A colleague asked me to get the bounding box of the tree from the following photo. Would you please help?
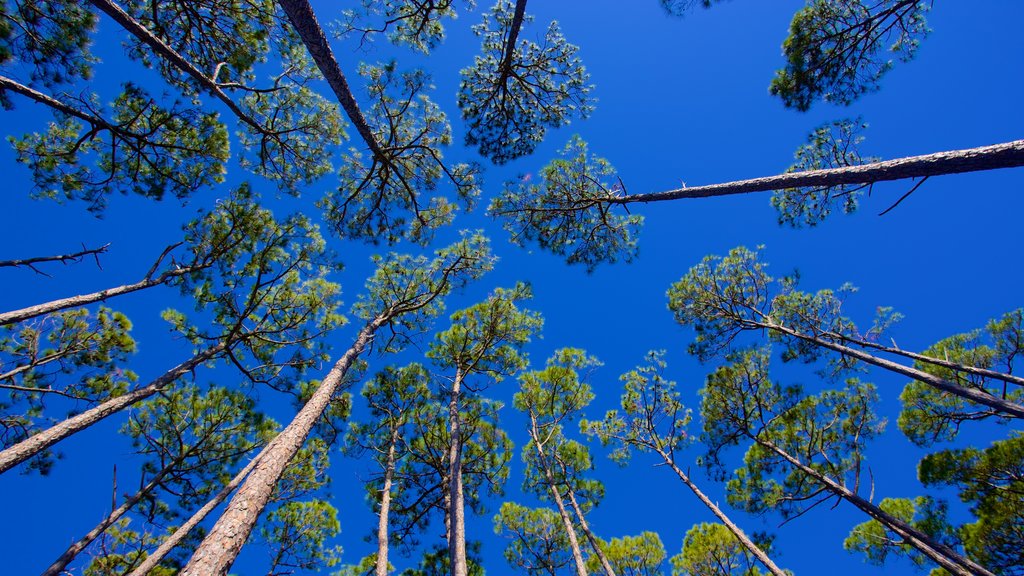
[458,0,593,164]
[180,233,494,575]
[494,138,1024,267]
[700,348,993,576]
[589,532,667,576]
[0,190,342,475]
[426,281,541,576]
[337,0,472,53]
[844,496,956,572]
[259,499,344,575]
[582,350,789,576]
[769,0,931,111]
[494,502,575,576]
[515,348,612,576]
[667,245,1024,418]
[41,384,273,576]
[671,523,781,576]
[345,363,433,576]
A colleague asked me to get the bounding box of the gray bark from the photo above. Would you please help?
[755,436,994,576]
[376,427,400,576]
[564,487,615,576]
[0,344,224,475]
[617,139,1024,202]
[654,446,789,576]
[180,317,385,575]
[446,368,468,576]
[126,454,263,576]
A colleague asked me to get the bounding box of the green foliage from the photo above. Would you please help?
[844,496,955,570]
[671,523,775,576]
[582,350,692,465]
[660,0,722,17]
[399,541,485,576]
[428,281,542,383]
[494,502,574,575]
[771,118,877,227]
[335,553,386,576]
[591,531,667,576]
[899,310,1024,446]
[9,83,229,211]
[338,0,474,53]
[352,231,495,352]
[82,518,177,576]
[919,434,1024,574]
[0,0,97,95]
[490,135,642,271]
[459,0,594,164]
[259,499,343,574]
[1,307,136,474]
[322,61,481,245]
[770,0,930,110]
[700,349,885,520]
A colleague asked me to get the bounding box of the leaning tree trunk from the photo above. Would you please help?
[653,446,789,576]
[0,343,225,475]
[762,321,1024,418]
[617,139,1024,203]
[41,455,183,576]
[528,415,588,576]
[754,435,994,576]
[180,317,386,575]
[375,427,401,576]
[563,486,616,576]
[446,368,468,576]
[125,453,263,576]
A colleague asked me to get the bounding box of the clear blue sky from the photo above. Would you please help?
[1,1,1022,574]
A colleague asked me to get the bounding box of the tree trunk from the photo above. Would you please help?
[0,343,225,475]
[41,456,181,576]
[447,368,468,576]
[617,139,1024,202]
[762,321,1024,418]
[277,0,383,158]
[125,453,263,576]
[754,435,994,576]
[528,415,588,576]
[496,0,529,81]
[564,487,615,576]
[821,329,1024,388]
[376,427,400,576]
[0,266,192,327]
[654,446,788,576]
[180,317,385,575]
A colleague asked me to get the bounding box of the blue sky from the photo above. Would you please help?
[1,1,1022,574]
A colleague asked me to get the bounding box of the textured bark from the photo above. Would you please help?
[0,265,193,327]
[41,456,181,576]
[125,454,263,576]
[495,0,529,83]
[446,368,468,576]
[375,428,400,576]
[763,321,1024,418]
[0,344,224,475]
[564,488,615,576]
[654,446,788,576]
[180,317,385,575]
[277,0,384,158]
[754,436,994,576]
[86,0,268,135]
[822,330,1024,388]
[528,415,588,576]
[616,139,1024,202]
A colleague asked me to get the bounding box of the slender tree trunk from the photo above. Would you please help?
[41,456,181,576]
[754,435,994,576]
[180,317,386,575]
[125,453,263,576]
[617,139,1024,203]
[763,321,1024,418]
[0,343,225,475]
[496,0,529,81]
[563,487,615,576]
[446,368,468,576]
[0,266,193,327]
[528,415,588,576]
[821,330,1024,388]
[277,0,383,157]
[375,427,400,576]
[653,446,788,576]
